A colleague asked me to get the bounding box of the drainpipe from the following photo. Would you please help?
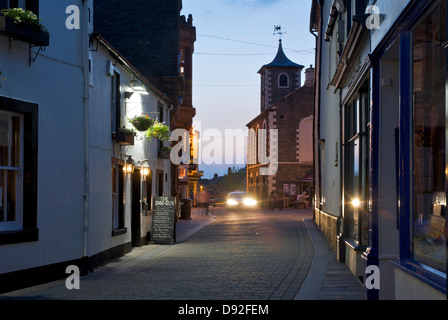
[309,0,320,215]
[338,86,343,238]
[82,0,91,268]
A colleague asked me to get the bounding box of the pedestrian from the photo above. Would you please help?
[296,191,310,209]
[196,189,210,215]
[279,192,287,209]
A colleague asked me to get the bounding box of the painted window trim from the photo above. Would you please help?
[0,110,24,232]
[0,96,38,245]
[390,259,447,294]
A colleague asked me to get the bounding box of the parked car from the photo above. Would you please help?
[226,191,257,210]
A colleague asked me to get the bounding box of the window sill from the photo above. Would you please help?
[112,228,127,237]
[0,16,49,47]
[344,238,367,252]
[390,259,446,294]
[0,228,39,245]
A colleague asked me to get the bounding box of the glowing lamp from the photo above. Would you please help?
[351,198,361,207]
[124,156,135,174]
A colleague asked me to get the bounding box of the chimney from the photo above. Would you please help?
[304,65,315,86]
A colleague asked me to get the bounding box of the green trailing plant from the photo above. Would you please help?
[128,114,155,131]
[118,127,136,136]
[1,8,47,31]
[146,121,171,141]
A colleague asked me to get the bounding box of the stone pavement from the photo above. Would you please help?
[0,207,365,300]
[296,217,365,300]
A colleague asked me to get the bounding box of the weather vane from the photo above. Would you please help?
[273,25,286,40]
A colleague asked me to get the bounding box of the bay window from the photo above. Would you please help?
[344,81,370,246]
[412,0,446,273]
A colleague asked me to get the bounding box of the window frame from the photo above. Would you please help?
[0,0,39,16]
[343,80,370,246]
[141,169,153,215]
[0,110,24,232]
[386,0,448,295]
[278,73,289,88]
[0,96,38,245]
[111,70,121,135]
[111,159,126,236]
[409,0,447,274]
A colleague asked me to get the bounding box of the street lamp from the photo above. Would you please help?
[130,79,145,91]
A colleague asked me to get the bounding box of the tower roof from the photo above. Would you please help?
[258,39,304,73]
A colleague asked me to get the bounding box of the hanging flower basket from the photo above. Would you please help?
[129,115,154,131]
[146,121,171,142]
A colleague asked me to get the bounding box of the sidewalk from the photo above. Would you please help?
[295,216,365,300]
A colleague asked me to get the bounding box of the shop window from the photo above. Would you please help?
[344,81,370,245]
[0,112,23,231]
[412,1,446,273]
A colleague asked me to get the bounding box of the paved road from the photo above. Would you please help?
[0,207,364,301]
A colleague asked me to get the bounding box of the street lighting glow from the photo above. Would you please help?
[352,198,361,207]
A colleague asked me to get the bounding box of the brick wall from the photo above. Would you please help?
[93,0,181,92]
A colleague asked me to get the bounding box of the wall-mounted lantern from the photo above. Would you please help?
[124,155,135,174]
[141,161,150,177]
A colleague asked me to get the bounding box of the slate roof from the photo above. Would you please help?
[258,39,304,73]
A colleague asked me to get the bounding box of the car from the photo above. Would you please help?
[226,191,258,210]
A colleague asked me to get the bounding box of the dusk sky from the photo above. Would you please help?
[181,0,315,179]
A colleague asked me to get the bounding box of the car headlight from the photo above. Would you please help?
[243,198,257,206]
[227,199,238,205]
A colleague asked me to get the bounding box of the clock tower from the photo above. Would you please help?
[258,39,304,113]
